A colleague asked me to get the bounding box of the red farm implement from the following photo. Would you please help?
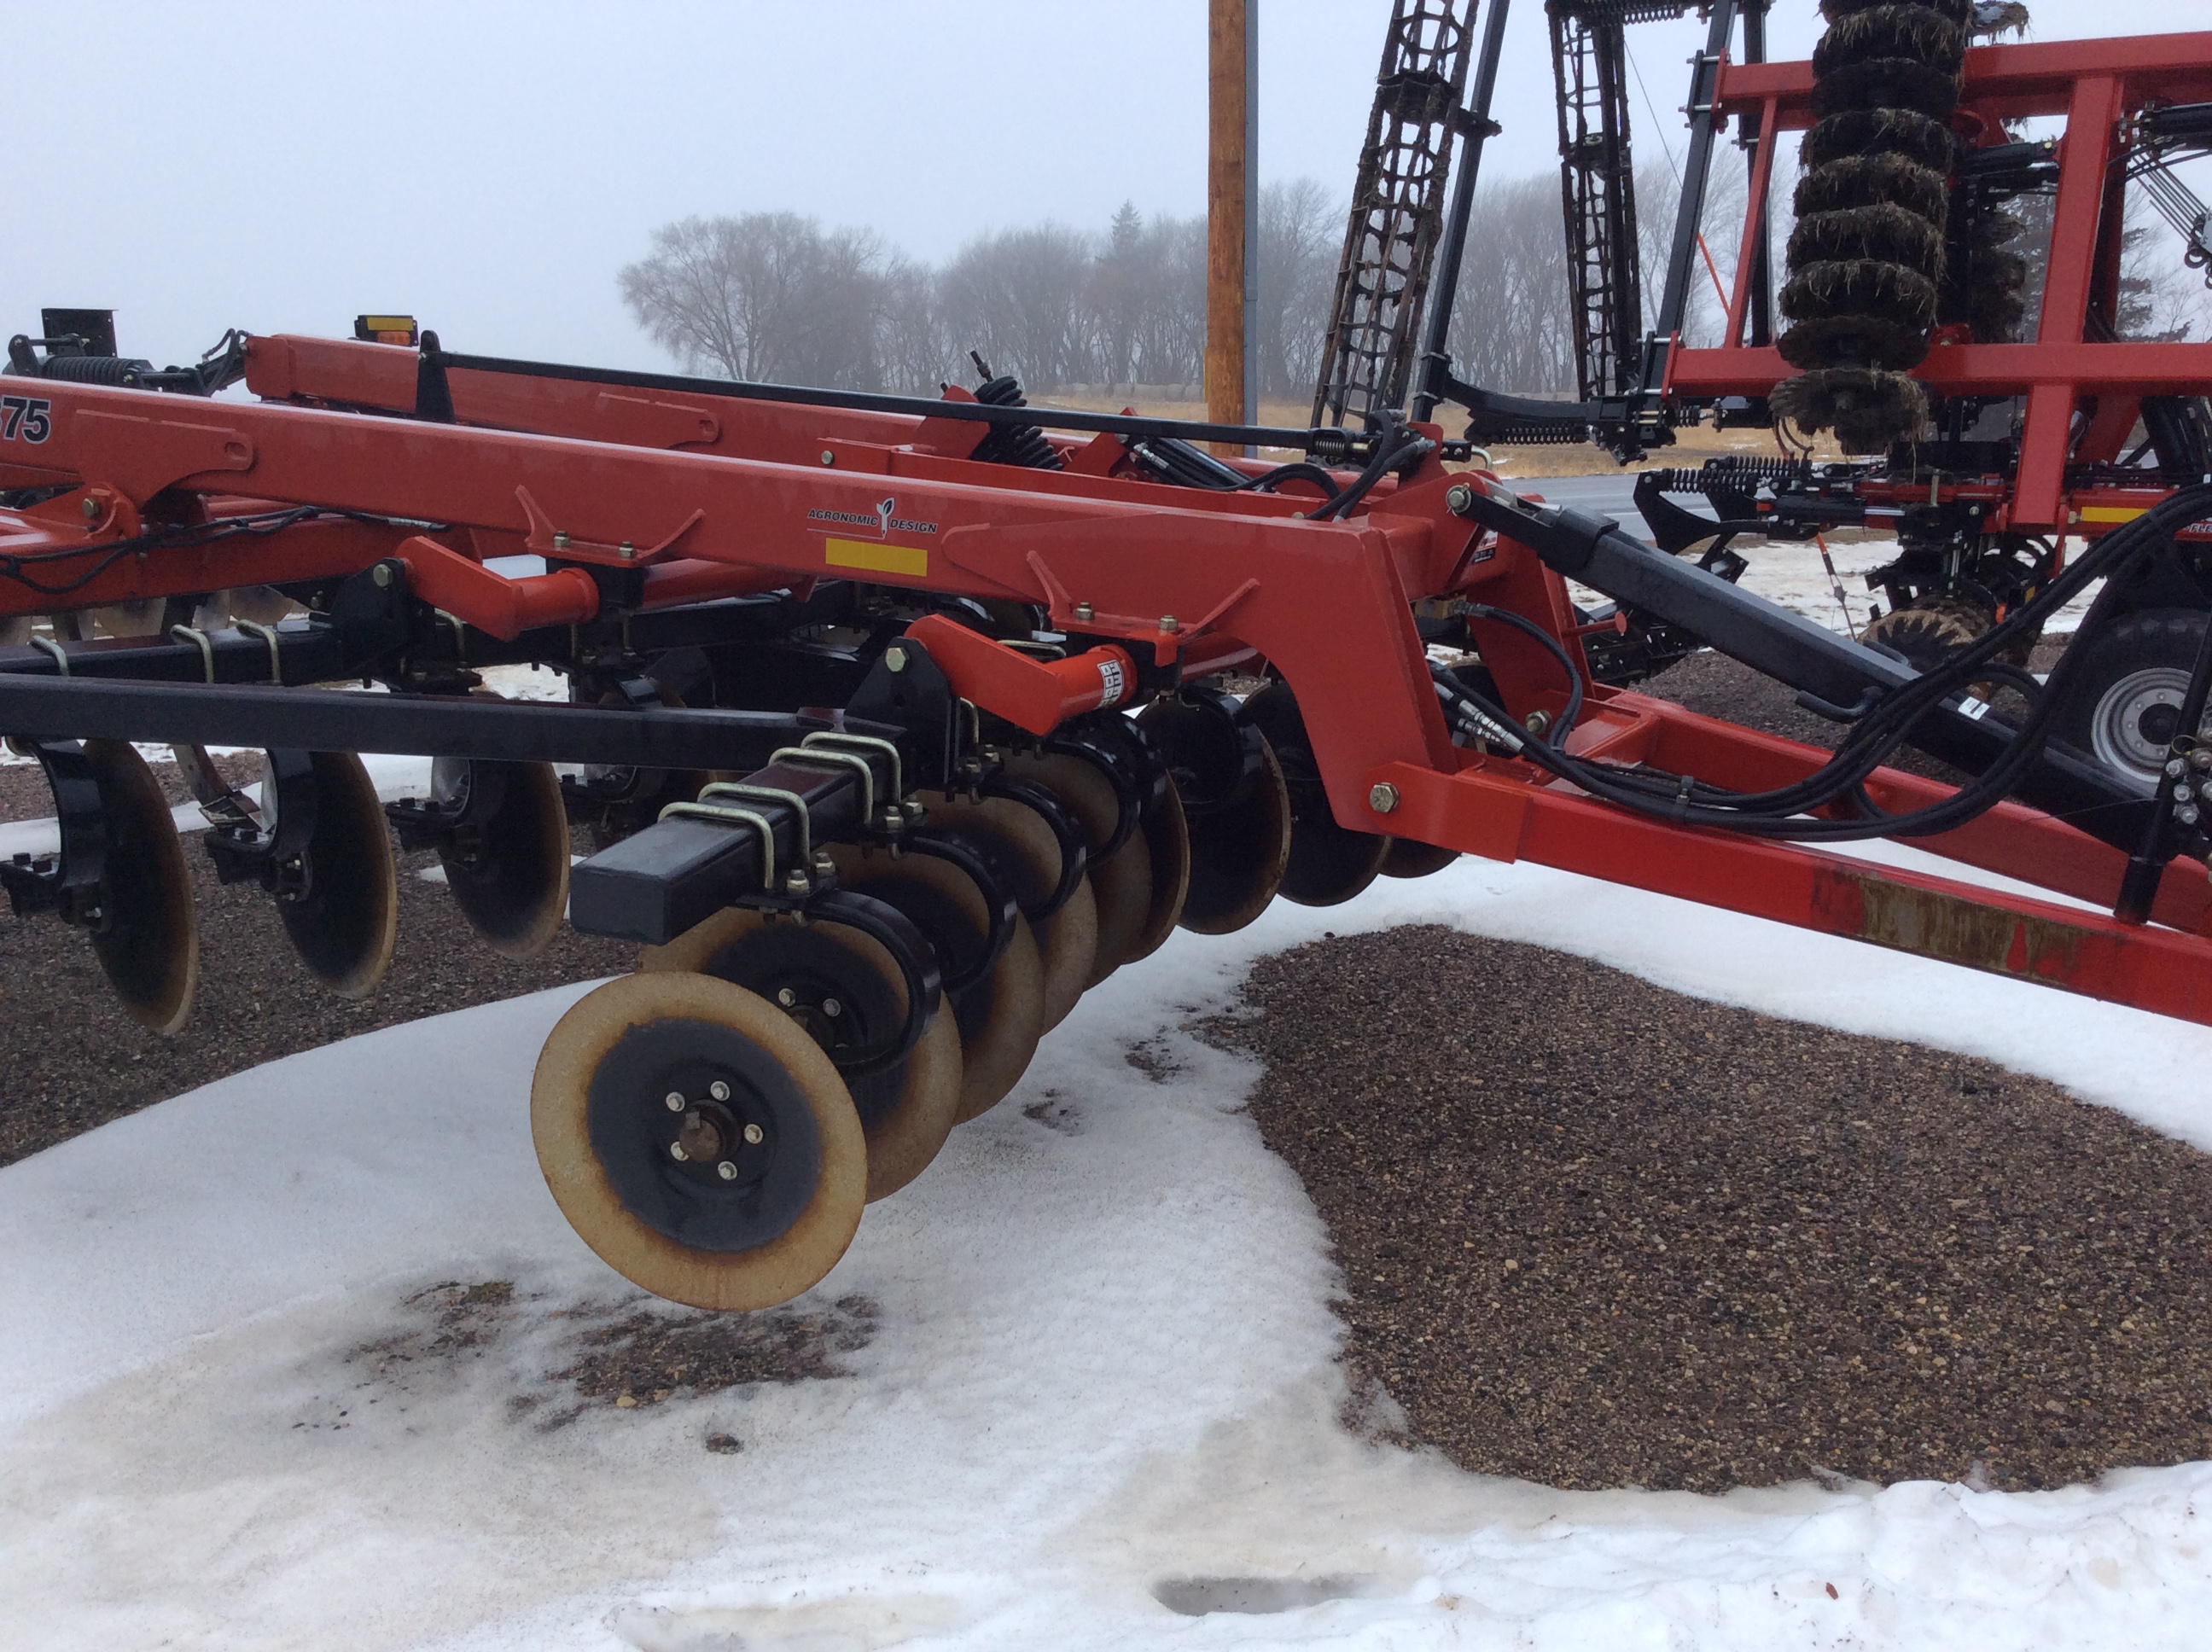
[4,4,2211,1312]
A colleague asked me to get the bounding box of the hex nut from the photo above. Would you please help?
[717,1160,738,1181]
[709,1080,731,1102]
[665,1091,686,1112]
[820,450,835,466]
[743,1122,765,1145]
[1368,782,1400,814]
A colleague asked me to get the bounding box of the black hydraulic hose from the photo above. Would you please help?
[1460,602,1583,742]
[1231,461,1344,503]
[1436,483,2212,842]
[1309,427,1432,522]
[0,506,410,598]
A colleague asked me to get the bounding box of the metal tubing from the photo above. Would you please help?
[1412,0,1512,423]
[0,675,900,774]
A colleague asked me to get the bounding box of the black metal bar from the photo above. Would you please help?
[0,675,902,773]
[0,625,346,684]
[1740,0,1774,347]
[434,348,1361,460]
[1456,487,2157,851]
[1412,0,1512,423]
[569,758,871,944]
[1637,0,1738,393]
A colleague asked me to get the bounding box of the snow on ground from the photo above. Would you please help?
[4,859,2211,1650]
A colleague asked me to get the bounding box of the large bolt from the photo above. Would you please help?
[551,531,571,550]
[819,450,835,466]
[823,998,842,1019]
[743,1122,765,1145]
[1074,602,1095,623]
[80,496,100,521]
[709,1080,731,1102]
[371,563,393,588]
[1445,482,1476,517]
[717,1160,738,1181]
[884,644,908,672]
[618,541,636,561]
[1368,782,1400,814]
[664,1091,686,1112]
[777,986,796,1007]
[1158,615,1179,634]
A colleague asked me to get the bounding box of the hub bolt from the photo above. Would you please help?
[670,1142,690,1161]
[709,1080,731,1102]
[665,1091,686,1112]
[1368,782,1400,814]
[823,998,841,1018]
[743,1122,765,1145]
[777,986,797,1007]
[717,1160,738,1180]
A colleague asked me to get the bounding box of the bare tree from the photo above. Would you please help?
[1258,178,1341,398]
[936,223,1099,388]
[619,212,911,388]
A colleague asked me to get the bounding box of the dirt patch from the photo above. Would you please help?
[552,1294,879,1411]
[0,835,631,1169]
[1217,927,2212,1494]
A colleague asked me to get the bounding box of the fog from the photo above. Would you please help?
[0,1,2181,374]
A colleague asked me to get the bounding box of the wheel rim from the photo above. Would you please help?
[2087,666,2211,779]
[532,972,864,1311]
[639,905,963,1201]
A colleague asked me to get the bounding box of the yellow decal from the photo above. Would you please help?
[2079,505,2146,524]
[824,537,928,578]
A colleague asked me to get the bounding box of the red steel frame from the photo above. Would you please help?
[3,332,2211,1026]
[1669,29,2212,533]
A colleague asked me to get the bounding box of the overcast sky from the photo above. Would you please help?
[2,1,2186,375]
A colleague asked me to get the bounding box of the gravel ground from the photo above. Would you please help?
[1219,927,2212,1495]
[9,654,2199,1501]
[0,765,631,1166]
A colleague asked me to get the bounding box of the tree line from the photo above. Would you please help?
[620,153,2205,406]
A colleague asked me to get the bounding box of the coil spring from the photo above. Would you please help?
[966,355,1064,471]
[30,353,149,387]
[1646,456,1814,494]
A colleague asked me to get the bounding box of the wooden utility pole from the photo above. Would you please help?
[1207,0,1256,454]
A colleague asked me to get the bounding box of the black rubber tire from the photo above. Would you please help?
[2054,608,2212,782]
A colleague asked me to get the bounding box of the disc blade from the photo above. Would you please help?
[531,971,866,1312]
[277,751,398,999]
[444,759,571,959]
[79,738,199,1035]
